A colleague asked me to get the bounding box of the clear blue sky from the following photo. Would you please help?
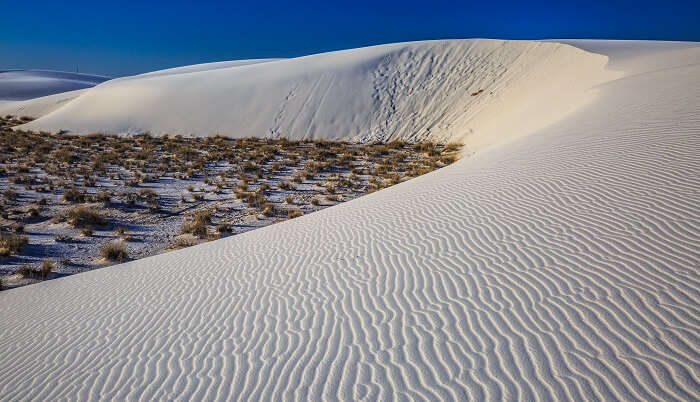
[2,0,698,77]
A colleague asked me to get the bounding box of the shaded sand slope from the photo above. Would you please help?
[0,70,109,101]
[0,41,699,401]
[17,40,613,152]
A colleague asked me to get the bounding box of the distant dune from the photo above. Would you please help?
[0,70,109,101]
[0,40,698,401]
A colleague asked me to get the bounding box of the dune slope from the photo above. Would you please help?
[0,40,699,401]
[17,40,614,152]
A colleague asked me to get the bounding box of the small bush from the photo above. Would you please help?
[0,234,28,257]
[287,209,302,219]
[63,188,86,203]
[3,188,18,200]
[55,234,74,242]
[169,236,198,249]
[216,223,232,233]
[39,260,53,278]
[100,241,129,261]
[180,209,211,238]
[310,197,320,206]
[262,203,276,217]
[65,205,107,228]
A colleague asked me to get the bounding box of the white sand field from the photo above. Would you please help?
[1,40,699,401]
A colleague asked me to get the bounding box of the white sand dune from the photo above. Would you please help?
[0,70,109,101]
[0,40,699,401]
[16,40,615,152]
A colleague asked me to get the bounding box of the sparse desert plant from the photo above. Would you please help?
[96,190,112,204]
[310,197,320,206]
[39,260,53,278]
[55,234,74,242]
[3,188,18,200]
[180,209,211,238]
[285,195,295,204]
[262,203,276,217]
[63,187,86,203]
[64,205,107,228]
[216,223,232,233]
[80,227,94,237]
[16,265,33,278]
[27,205,40,218]
[279,181,295,190]
[169,236,198,249]
[0,233,28,257]
[287,209,302,219]
[100,241,129,261]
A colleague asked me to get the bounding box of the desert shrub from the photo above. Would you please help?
[180,209,211,238]
[262,203,276,217]
[39,260,53,278]
[55,234,74,242]
[287,209,302,219]
[3,188,18,200]
[279,181,295,191]
[0,233,28,257]
[64,205,107,228]
[440,154,457,164]
[139,188,158,200]
[96,190,112,203]
[310,197,320,206]
[63,187,86,203]
[27,205,40,218]
[169,237,198,249]
[216,223,232,233]
[100,241,129,261]
[180,219,207,238]
[16,265,33,278]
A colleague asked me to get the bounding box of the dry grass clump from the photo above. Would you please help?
[216,223,232,233]
[4,188,18,200]
[100,241,129,261]
[64,205,107,228]
[286,209,302,219]
[169,236,199,249]
[16,260,53,279]
[63,187,86,203]
[180,209,212,238]
[0,233,28,257]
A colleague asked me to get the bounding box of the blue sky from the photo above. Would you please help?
[2,0,698,77]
